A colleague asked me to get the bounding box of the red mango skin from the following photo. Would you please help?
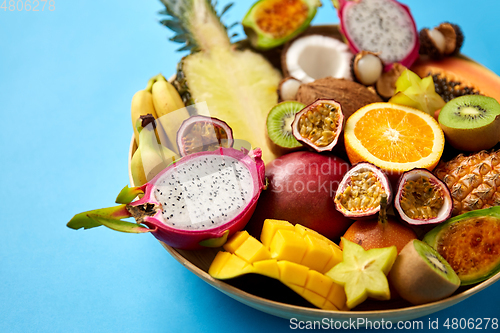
[246,151,353,243]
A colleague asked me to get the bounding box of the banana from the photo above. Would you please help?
[131,77,157,146]
[130,149,148,186]
[151,74,190,154]
[130,115,178,185]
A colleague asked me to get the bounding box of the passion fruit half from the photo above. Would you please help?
[176,115,234,157]
[334,162,392,219]
[394,168,453,225]
[291,99,344,152]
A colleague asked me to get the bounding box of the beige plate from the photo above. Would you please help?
[127,25,500,323]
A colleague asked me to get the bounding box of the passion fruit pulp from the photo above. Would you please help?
[291,99,344,152]
[176,116,234,156]
[334,162,392,219]
[394,168,453,225]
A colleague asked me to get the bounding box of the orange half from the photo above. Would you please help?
[344,103,445,178]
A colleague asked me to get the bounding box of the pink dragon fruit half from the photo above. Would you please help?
[67,147,266,250]
[336,0,420,70]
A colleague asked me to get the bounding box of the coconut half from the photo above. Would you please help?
[282,34,353,83]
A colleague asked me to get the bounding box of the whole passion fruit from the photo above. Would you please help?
[291,99,344,152]
[176,116,234,157]
[334,162,392,219]
[246,151,353,241]
[394,168,453,225]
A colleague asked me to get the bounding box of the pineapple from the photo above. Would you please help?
[159,0,282,163]
[434,150,500,216]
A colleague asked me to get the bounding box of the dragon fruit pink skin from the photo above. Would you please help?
[336,0,420,71]
[67,147,266,250]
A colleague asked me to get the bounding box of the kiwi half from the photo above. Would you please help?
[389,239,460,305]
[266,101,305,154]
[438,95,500,151]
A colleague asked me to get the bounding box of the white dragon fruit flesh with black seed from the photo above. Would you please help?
[337,0,419,70]
[67,147,266,250]
[155,154,255,230]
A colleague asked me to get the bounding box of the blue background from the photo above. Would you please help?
[1,0,500,332]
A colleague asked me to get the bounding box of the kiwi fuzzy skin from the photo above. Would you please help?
[389,240,460,305]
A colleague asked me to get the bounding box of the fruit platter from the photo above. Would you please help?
[68,0,500,324]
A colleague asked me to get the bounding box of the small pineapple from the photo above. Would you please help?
[434,150,500,216]
[159,0,282,163]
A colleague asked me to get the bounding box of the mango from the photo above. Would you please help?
[208,219,348,310]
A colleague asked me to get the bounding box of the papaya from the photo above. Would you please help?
[423,206,500,285]
[410,56,500,103]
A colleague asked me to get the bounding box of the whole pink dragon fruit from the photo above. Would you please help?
[67,147,266,250]
[336,0,420,70]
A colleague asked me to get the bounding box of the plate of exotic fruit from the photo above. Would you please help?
[67,0,500,324]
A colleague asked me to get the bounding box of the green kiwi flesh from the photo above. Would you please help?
[266,101,305,150]
[438,95,500,151]
[389,239,460,305]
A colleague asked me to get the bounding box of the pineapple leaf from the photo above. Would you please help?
[218,3,233,17]
[160,19,184,34]
[170,33,190,44]
[158,0,238,52]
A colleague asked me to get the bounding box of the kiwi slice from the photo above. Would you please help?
[389,239,460,305]
[438,95,500,151]
[266,101,305,153]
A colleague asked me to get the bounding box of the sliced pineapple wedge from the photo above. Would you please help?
[182,48,281,163]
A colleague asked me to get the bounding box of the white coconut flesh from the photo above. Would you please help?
[152,155,255,230]
[285,35,353,83]
[343,0,416,64]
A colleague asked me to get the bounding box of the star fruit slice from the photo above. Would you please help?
[389,68,446,116]
[326,238,397,309]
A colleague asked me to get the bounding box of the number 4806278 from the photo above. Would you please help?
[1,0,55,11]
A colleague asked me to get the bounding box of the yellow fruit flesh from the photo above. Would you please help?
[209,220,346,310]
[183,48,282,164]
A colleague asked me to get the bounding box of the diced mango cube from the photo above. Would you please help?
[302,289,327,309]
[323,244,344,272]
[327,282,347,310]
[208,251,232,277]
[301,235,334,273]
[322,300,339,311]
[305,270,334,299]
[211,253,254,280]
[234,235,272,263]
[269,229,307,263]
[260,219,295,247]
[277,261,309,286]
[253,259,280,279]
[223,230,250,253]
[285,283,305,296]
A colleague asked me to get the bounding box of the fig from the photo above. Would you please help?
[394,168,453,225]
[291,99,344,152]
[176,115,234,157]
[334,162,392,219]
[246,151,353,241]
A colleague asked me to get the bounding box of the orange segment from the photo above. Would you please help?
[345,103,444,177]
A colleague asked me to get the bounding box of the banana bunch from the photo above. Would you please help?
[130,115,177,186]
[151,74,190,152]
[130,74,189,186]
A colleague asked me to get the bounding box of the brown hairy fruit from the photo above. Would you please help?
[296,77,382,119]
